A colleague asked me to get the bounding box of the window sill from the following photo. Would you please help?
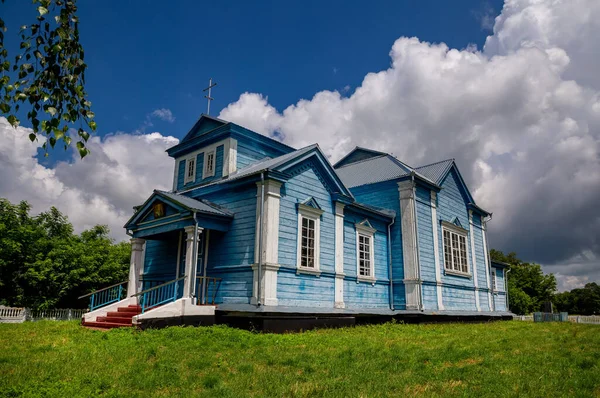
[296,267,321,277]
[444,269,472,279]
[356,276,377,284]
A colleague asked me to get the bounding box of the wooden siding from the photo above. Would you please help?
[194,185,257,304]
[277,160,336,307]
[415,186,438,310]
[176,145,225,191]
[350,181,404,309]
[342,208,390,309]
[237,140,287,169]
[143,237,179,281]
[436,168,477,310]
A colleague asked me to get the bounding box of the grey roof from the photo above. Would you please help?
[414,159,454,185]
[155,190,233,217]
[223,144,318,183]
[335,155,415,188]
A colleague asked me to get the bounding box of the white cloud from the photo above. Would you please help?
[151,108,176,123]
[220,0,600,289]
[0,117,177,241]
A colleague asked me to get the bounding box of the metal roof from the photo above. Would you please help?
[155,190,234,217]
[335,155,412,188]
[414,159,454,185]
[222,144,318,183]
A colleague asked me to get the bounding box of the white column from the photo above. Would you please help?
[252,179,281,306]
[430,192,444,310]
[183,225,203,299]
[127,238,146,297]
[482,220,493,311]
[398,180,421,310]
[334,202,345,309]
[222,138,238,177]
[469,210,481,311]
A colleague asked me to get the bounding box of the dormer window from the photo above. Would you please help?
[204,149,215,178]
[184,156,196,184]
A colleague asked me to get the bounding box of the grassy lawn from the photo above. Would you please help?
[1,321,599,397]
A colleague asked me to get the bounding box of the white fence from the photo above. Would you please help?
[0,307,27,323]
[513,314,600,324]
[0,307,86,323]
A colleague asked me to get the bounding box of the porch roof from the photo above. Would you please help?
[124,190,234,238]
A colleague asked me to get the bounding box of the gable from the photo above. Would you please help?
[440,167,473,208]
[334,147,387,169]
[180,115,227,143]
[439,165,474,205]
[277,148,353,198]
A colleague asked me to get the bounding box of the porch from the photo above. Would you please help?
[80,190,233,329]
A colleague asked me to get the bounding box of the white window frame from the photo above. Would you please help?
[296,204,323,276]
[184,156,196,184]
[491,267,497,292]
[203,149,216,179]
[441,221,471,277]
[356,221,376,282]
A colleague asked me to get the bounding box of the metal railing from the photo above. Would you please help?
[133,276,185,314]
[78,281,127,311]
[195,276,222,305]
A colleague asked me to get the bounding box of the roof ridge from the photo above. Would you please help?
[415,158,455,169]
[335,154,389,170]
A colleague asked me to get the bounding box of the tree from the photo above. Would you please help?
[0,0,95,157]
[490,249,557,315]
[555,283,600,315]
[0,198,129,310]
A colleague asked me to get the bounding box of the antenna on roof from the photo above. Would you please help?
[202,78,217,115]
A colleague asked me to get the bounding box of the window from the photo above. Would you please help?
[442,222,470,276]
[203,150,215,178]
[356,220,376,281]
[300,217,316,268]
[184,156,196,184]
[296,202,323,274]
[358,234,372,277]
[491,268,497,292]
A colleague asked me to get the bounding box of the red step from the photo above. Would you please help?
[83,320,131,329]
[83,305,143,329]
[97,316,134,325]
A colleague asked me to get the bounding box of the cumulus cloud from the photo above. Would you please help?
[0,117,177,241]
[219,0,600,289]
[151,108,176,123]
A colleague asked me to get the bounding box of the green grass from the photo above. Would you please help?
[1,321,599,397]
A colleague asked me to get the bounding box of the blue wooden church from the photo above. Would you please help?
[82,115,511,330]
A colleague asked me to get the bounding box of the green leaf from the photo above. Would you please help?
[7,115,19,127]
[47,106,57,116]
[88,120,97,131]
[29,133,36,142]
[0,103,10,113]
[49,137,56,148]
[38,6,49,16]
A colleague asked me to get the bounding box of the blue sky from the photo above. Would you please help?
[2,0,599,290]
[4,0,502,164]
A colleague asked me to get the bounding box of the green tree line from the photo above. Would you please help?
[491,249,600,315]
[0,198,129,310]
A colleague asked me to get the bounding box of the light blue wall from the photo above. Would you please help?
[192,184,257,304]
[436,168,477,311]
[350,181,404,309]
[415,186,438,310]
[343,208,390,309]
[277,159,336,307]
[237,140,287,169]
[143,236,179,281]
[472,213,491,310]
[176,145,225,191]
